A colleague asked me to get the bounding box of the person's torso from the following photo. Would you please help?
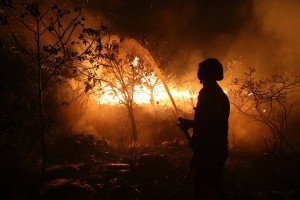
[193,83,230,149]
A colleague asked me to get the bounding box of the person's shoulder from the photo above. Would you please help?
[199,86,212,94]
[218,88,230,106]
[198,87,216,104]
[198,87,211,98]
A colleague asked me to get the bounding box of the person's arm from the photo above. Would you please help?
[177,117,194,131]
[188,89,212,150]
[177,117,193,141]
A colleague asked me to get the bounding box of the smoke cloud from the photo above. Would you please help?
[12,0,299,148]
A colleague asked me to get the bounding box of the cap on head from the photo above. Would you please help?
[198,58,223,81]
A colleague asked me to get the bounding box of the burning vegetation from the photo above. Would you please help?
[1,0,300,199]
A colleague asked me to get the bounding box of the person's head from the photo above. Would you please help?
[198,58,223,84]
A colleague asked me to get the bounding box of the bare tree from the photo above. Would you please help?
[98,53,141,144]
[83,38,165,144]
[137,59,162,106]
[0,0,104,183]
[229,68,300,153]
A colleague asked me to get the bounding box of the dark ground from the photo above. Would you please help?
[1,132,300,200]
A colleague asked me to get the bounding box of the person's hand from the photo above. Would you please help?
[188,139,197,151]
[177,117,190,132]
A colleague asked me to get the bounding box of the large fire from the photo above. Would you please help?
[97,84,197,105]
[96,56,198,106]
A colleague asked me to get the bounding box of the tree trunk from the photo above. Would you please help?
[38,87,45,183]
[127,105,138,144]
[36,17,46,188]
[150,94,157,145]
[150,90,155,106]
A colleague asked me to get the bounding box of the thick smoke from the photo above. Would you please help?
[54,0,300,149]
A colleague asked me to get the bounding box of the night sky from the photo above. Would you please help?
[64,0,300,74]
[58,0,251,66]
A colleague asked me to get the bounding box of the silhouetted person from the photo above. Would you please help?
[178,58,230,200]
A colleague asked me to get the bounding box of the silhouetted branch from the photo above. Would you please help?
[229,68,300,153]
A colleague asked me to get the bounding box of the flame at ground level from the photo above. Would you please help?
[97,84,198,106]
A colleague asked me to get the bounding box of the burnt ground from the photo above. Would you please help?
[1,133,300,200]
